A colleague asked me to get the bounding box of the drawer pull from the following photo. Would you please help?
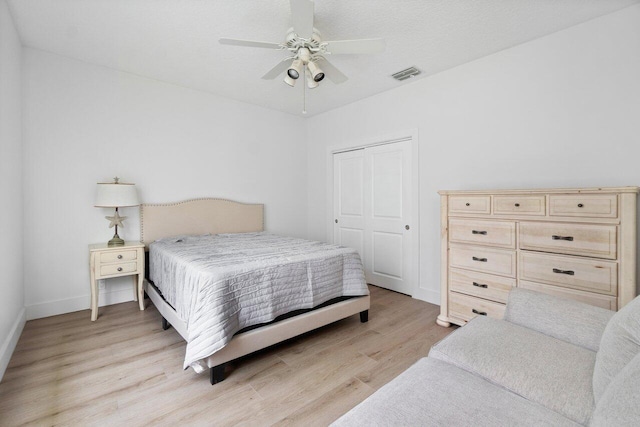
[465,203,470,206]
[472,282,488,288]
[552,268,574,276]
[117,254,123,259]
[472,257,488,262]
[515,203,520,207]
[472,309,487,316]
[471,230,487,235]
[551,235,574,241]
[578,203,584,208]
[117,267,123,272]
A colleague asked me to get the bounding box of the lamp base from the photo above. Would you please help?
[108,234,125,247]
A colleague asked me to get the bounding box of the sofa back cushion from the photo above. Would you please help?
[593,295,640,403]
[590,352,640,426]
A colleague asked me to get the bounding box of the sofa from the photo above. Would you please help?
[332,288,640,426]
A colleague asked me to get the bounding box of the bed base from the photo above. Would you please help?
[145,279,371,385]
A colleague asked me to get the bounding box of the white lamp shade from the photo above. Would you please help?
[95,183,139,207]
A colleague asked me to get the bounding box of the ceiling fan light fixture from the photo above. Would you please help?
[287,59,303,79]
[284,74,297,87]
[307,60,324,82]
[305,68,319,89]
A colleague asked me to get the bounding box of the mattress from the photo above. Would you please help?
[149,232,368,372]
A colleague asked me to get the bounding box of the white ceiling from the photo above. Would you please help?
[7,0,639,117]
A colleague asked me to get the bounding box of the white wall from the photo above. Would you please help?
[306,5,640,304]
[23,49,308,319]
[0,0,24,379]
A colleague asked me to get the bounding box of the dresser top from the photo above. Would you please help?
[438,186,639,196]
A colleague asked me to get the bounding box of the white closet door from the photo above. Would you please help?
[333,149,365,259]
[333,140,414,295]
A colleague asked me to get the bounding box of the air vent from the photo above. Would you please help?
[391,66,421,81]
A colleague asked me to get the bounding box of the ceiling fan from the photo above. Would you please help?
[219,0,385,106]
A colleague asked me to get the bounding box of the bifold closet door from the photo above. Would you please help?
[333,140,414,295]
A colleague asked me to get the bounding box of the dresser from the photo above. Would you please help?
[437,187,638,327]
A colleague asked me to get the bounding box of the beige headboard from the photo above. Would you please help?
[140,198,264,247]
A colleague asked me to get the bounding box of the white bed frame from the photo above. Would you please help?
[140,198,370,384]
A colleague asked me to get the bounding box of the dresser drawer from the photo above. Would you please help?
[449,245,516,277]
[449,219,516,249]
[519,252,617,295]
[100,249,138,264]
[520,222,617,260]
[549,194,617,218]
[100,262,138,277]
[519,280,617,310]
[449,268,515,304]
[449,196,491,214]
[449,291,506,322]
[493,195,545,215]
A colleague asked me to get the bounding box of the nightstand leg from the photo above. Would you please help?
[137,274,145,311]
[90,255,98,321]
[132,275,138,302]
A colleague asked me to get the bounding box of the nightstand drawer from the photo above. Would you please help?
[100,262,138,277]
[493,195,545,215]
[100,250,138,263]
[449,219,516,249]
[449,291,506,322]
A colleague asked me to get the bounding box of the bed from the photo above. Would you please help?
[140,198,370,385]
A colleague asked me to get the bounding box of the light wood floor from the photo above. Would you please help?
[0,286,453,426]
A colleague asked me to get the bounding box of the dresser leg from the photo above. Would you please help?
[436,315,451,327]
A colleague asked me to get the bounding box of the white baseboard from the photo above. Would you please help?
[412,287,440,306]
[26,288,137,321]
[0,307,26,382]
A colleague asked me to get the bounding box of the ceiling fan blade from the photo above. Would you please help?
[219,38,282,49]
[324,38,386,55]
[290,0,314,39]
[261,60,292,80]
[316,58,348,84]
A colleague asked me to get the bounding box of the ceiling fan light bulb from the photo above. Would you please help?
[307,61,325,82]
[288,59,303,80]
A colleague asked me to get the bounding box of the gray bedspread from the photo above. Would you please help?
[149,232,368,372]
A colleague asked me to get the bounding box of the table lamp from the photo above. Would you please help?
[94,177,140,246]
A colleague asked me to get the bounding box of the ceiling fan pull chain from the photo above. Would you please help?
[302,67,307,115]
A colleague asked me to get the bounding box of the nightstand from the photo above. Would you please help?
[89,241,145,321]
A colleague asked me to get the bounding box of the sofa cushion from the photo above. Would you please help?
[504,288,613,352]
[429,316,596,425]
[590,352,640,426]
[331,357,580,427]
[592,295,640,403]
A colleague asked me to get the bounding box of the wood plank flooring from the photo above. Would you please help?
[0,286,453,426]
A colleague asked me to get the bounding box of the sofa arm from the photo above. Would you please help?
[504,288,614,352]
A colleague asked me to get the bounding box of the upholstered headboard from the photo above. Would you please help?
[140,198,264,248]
